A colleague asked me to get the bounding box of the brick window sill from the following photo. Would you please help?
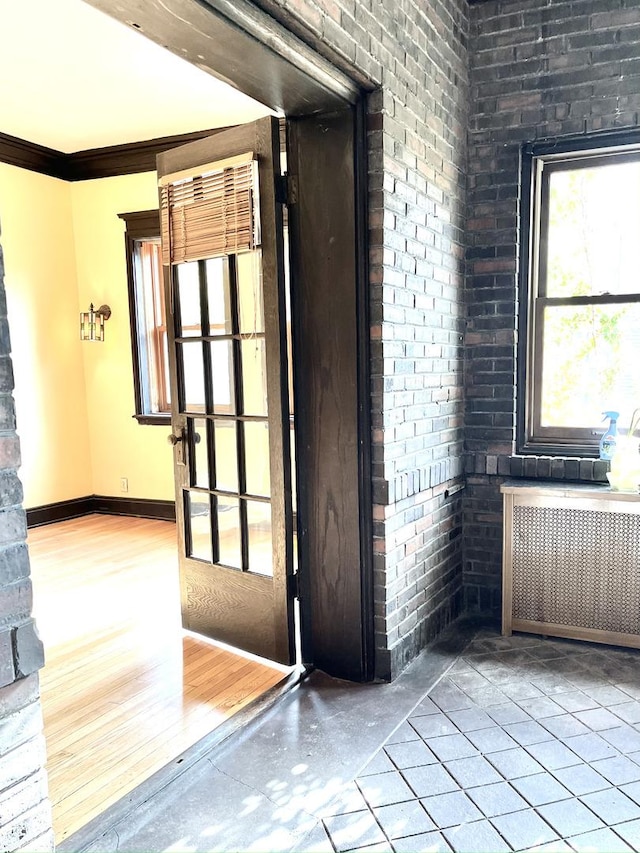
[467,452,610,484]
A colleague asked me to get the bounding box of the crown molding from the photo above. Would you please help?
[0,127,227,181]
[0,131,67,178]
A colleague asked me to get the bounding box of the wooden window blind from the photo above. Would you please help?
[159,153,260,265]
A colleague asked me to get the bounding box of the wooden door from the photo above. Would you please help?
[157,117,295,665]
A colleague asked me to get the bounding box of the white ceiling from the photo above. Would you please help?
[0,0,272,153]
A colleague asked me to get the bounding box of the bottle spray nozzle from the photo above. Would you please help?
[600,411,620,461]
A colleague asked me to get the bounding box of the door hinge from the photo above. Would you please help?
[276,173,298,206]
[287,572,300,600]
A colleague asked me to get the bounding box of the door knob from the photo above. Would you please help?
[167,433,183,446]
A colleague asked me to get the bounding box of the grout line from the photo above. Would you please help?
[342,633,640,852]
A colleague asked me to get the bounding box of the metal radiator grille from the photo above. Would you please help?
[512,505,640,634]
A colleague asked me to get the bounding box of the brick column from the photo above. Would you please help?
[0,231,53,851]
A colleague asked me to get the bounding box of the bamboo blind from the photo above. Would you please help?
[159,153,259,265]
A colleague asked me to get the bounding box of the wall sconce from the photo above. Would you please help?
[80,303,111,342]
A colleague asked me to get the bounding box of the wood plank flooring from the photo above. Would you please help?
[29,514,289,844]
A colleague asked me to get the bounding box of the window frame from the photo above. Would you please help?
[119,209,171,425]
[517,130,640,457]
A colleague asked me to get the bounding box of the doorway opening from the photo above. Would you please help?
[29,514,294,843]
[0,2,305,846]
[23,117,303,844]
[3,0,372,845]
[21,115,304,841]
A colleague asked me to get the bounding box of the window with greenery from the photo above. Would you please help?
[119,210,171,424]
[518,135,640,456]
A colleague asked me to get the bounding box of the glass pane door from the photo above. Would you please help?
[159,116,294,664]
[177,252,274,577]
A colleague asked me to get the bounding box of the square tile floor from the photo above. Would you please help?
[320,630,640,852]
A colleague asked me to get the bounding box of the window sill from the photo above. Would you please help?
[468,451,610,484]
[506,454,609,484]
[133,413,171,426]
[517,439,600,458]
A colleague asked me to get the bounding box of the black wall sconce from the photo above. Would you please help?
[80,304,112,342]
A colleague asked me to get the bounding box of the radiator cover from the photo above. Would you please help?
[502,482,640,648]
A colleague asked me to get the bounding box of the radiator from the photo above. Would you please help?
[501,482,640,648]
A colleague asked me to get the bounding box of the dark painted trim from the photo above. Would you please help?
[288,107,369,681]
[118,210,161,238]
[68,128,228,180]
[515,143,533,457]
[202,0,367,95]
[354,97,375,683]
[118,209,171,423]
[0,132,67,179]
[523,126,640,157]
[133,414,172,426]
[26,495,176,528]
[92,495,176,521]
[26,496,95,528]
[0,128,227,182]
[85,0,360,115]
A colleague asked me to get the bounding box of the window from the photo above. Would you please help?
[119,210,171,424]
[518,135,640,456]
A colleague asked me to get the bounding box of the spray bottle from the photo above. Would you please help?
[599,411,619,461]
[607,408,640,490]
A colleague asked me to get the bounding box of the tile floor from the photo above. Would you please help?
[319,630,640,852]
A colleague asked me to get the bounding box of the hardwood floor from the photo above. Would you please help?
[29,514,289,844]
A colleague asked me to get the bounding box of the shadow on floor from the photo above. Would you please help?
[74,616,638,852]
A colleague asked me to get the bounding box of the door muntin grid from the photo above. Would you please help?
[176,253,273,576]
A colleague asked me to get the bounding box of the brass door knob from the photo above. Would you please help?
[167,433,183,446]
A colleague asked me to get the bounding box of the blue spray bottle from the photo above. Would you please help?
[599,411,619,461]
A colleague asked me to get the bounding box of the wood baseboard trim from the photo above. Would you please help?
[26,496,176,528]
[92,495,176,522]
[26,497,95,528]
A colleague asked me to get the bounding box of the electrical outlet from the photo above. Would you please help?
[120,477,128,493]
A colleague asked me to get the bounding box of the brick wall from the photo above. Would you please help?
[465,0,640,612]
[0,236,52,851]
[254,0,470,678]
[4,5,638,847]
[0,5,470,845]
[15,0,639,846]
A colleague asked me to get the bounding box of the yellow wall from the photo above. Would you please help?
[71,174,174,502]
[0,163,93,507]
[0,165,174,508]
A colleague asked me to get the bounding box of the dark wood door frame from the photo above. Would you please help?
[86,0,374,682]
[287,104,374,681]
[86,0,359,114]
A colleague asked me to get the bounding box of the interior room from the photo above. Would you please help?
[0,0,293,843]
[3,0,640,849]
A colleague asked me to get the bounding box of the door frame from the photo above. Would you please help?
[86,0,375,682]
